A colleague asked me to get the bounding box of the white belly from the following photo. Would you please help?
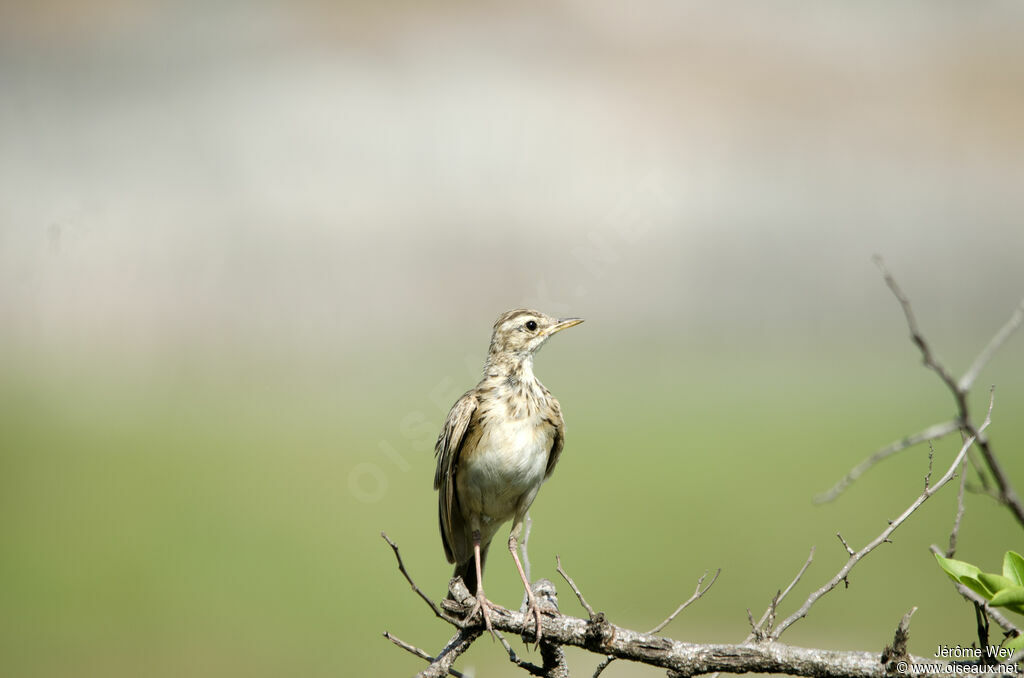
[458,414,551,528]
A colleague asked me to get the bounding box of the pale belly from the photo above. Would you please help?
[457,414,552,530]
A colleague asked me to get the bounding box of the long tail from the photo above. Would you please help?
[449,541,490,598]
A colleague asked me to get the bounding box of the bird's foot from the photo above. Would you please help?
[467,589,503,640]
[522,589,543,647]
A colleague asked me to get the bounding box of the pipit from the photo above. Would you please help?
[434,309,583,642]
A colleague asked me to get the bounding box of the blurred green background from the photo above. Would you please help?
[2,1,1024,676]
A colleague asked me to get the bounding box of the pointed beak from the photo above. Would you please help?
[547,317,584,335]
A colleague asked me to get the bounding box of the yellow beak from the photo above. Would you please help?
[547,317,584,335]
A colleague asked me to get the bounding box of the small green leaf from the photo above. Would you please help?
[959,575,996,600]
[979,573,1018,595]
[935,553,983,582]
[990,586,1024,608]
[1004,634,1024,651]
[1003,551,1024,586]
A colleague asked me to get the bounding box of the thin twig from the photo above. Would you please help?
[595,569,720,677]
[556,555,596,619]
[744,547,816,644]
[382,532,463,625]
[959,300,1024,392]
[649,568,721,634]
[496,629,546,676]
[814,420,959,503]
[924,444,935,490]
[967,447,994,494]
[874,256,960,391]
[771,391,995,640]
[947,454,968,558]
[383,631,465,677]
[836,533,855,557]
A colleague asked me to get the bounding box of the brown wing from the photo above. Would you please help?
[543,397,566,479]
[434,390,478,564]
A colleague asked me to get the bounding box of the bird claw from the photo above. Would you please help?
[522,591,544,647]
[467,590,503,640]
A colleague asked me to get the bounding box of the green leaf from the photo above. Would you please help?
[990,586,1024,608]
[979,573,1018,595]
[959,575,995,600]
[1004,634,1024,651]
[935,553,983,582]
[1003,551,1024,586]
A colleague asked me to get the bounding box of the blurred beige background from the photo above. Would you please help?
[2,1,1023,676]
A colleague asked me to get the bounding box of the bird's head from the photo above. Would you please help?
[486,309,583,364]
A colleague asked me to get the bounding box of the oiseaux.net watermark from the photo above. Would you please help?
[893,645,1019,674]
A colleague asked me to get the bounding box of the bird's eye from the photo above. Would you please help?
[525,320,538,331]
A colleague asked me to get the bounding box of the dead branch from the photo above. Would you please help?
[433,578,945,678]
[874,257,1024,528]
[815,419,959,503]
[384,631,465,678]
[556,555,596,620]
[946,454,968,558]
[594,568,720,677]
[745,548,816,644]
[770,392,994,640]
[382,532,464,626]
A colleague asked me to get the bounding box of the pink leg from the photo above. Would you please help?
[509,528,543,645]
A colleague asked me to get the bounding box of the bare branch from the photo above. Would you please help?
[381,532,463,626]
[383,631,464,678]
[924,444,934,490]
[596,568,720,677]
[414,629,483,678]
[881,607,917,672]
[556,555,596,619]
[744,547,817,646]
[495,629,546,676]
[874,256,960,392]
[649,568,721,635]
[814,419,959,504]
[946,454,968,558]
[959,299,1024,391]
[771,392,994,640]
[875,259,1024,528]
[435,578,948,678]
[836,533,855,557]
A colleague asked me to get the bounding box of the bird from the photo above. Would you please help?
[434,309,583,642]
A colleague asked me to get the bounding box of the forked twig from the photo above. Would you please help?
[744,547,816,643]
[556,555,596,619]
[649,568,721,635]
[594,568,720,677]
[382,532,462,626]
[874,257,1024,528]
